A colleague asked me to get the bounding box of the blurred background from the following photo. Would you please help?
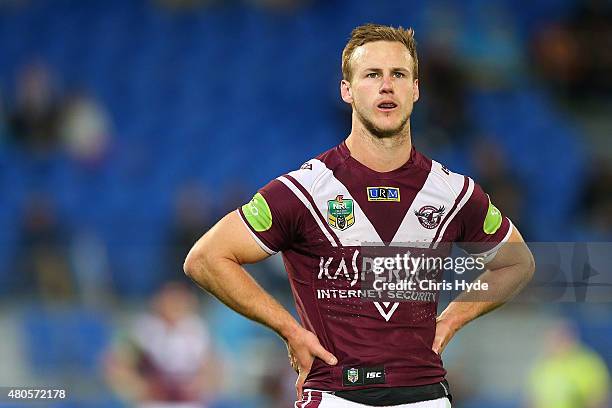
[0,0,611,407]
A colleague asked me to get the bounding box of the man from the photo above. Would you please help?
[104,282,220,408]
[184,24,535,407]
[527,321,610,408]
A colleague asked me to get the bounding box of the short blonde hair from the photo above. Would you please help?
[342,23,418,81]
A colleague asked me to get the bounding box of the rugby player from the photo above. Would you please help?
[184,24,535,407]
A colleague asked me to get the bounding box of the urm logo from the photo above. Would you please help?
[367,187,400,202]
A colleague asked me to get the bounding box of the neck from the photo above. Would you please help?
[345,117,412,172]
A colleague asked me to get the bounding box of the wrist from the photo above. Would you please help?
[438,310,465,333]
[278,320,302,342]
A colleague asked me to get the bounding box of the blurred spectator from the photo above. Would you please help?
[570,0,612,98]
[69,229,114,308]
[165,183,214,282]
[59,90,112,166]
[577,157,612,238]
[526,320,610,408]
[532,0,612,102]
[104,281,220,408]
[470,138,526,230]
[531,23,580,98]
[417,46,472,151]
[459,2,526,88]
[0,87,8,143]
[16,192,75,302]
[8,61,61,153]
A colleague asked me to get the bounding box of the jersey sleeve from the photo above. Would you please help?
[238,178,303,254]
[455,182,513,261]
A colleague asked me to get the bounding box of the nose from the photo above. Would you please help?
[379,75,393,94]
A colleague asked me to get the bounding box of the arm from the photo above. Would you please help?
[103,339,152,403]
[183,211,337,398]
[432,226,535,354]
[182,350,223,401]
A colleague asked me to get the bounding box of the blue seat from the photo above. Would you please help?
[22,307,110,375]
[468,89,585,240]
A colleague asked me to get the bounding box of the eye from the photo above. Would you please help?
[366,72,379,78]
[393,71,405,78]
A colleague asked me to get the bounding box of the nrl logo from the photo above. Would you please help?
[347,368,359,383]
[327,195,355,231]
[414,205,445,229]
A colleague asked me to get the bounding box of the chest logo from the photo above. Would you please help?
[327,195,355,231]
[367,186,400,202]
[414,205,445,229]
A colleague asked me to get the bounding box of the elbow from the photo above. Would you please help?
[183,239,213,284]
[523,249,536,283]
[183,249,198,280]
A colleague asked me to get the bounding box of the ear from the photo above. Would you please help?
[340,79,353,104]
[412,79,420,103]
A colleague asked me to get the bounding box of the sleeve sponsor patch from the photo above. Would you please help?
[242,193,273,232]
[483,195,502,235]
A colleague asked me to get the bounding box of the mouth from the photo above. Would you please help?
[377,101,398,112]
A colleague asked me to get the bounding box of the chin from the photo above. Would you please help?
[357,108,410,138]
[376,121,405,134]
[369,125,405,139]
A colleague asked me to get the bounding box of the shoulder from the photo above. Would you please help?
[281,144,348,194]
[131,314,163,345]
[417,149,473,200]
[247,145,344,224]
[250,145,344,212]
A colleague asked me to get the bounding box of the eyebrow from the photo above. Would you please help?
[363,67,410,73]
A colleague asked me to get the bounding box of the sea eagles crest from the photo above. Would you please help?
[414,205,445,229]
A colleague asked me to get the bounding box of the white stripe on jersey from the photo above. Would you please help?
[288,159,383,246]
[431,177,474,249]
[237,210,277,254]
[391,162,468,245]
[470,220,514,262]
[277,176,338,247]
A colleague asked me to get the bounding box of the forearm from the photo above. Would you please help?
[185,251,301,341]
[104,353,151,402]
[438,258,534,331]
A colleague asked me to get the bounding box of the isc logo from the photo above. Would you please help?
[344,366,385,386]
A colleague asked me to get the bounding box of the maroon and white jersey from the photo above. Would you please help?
[238,142,512,391]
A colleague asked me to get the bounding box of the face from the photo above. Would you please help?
[341,41,419,139]
[154,284,197,323]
